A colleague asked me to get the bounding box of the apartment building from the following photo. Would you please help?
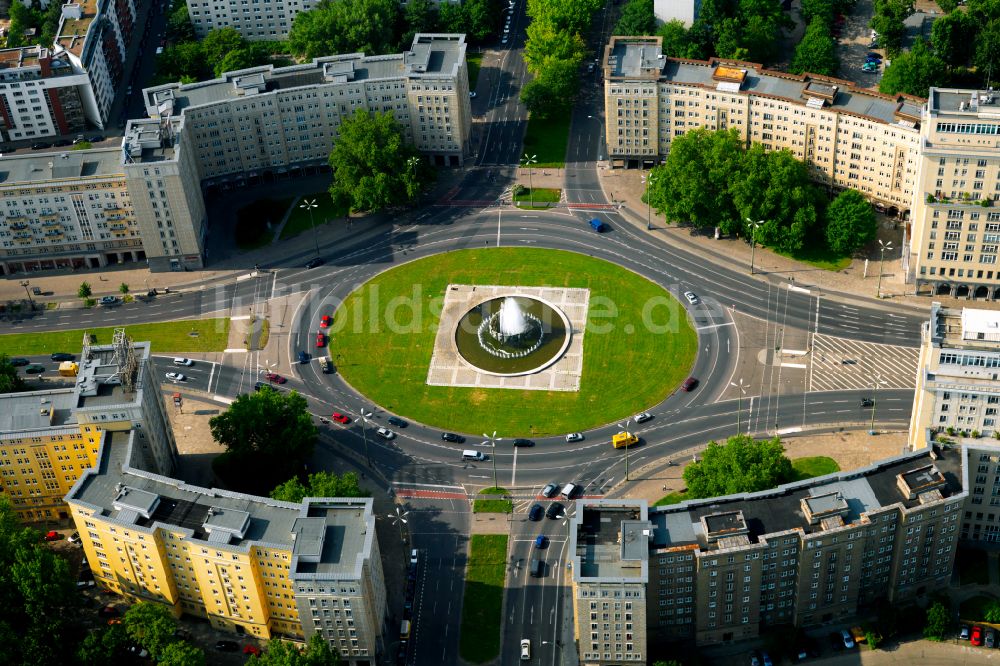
[0,148,146,274]
[908,89,1000,299]
[141,32,472,177]
[602,36,923,217]
[653,0,700,27]
[570,447,966,661]
[187,0,322,40]
[0,335,178,522]
[909,303,1000,450]
[0,46,95,142]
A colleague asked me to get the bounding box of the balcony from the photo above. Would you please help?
[9,223,29,231]
[925,192,994,208]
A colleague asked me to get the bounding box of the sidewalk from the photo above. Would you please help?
[594,167,998,313]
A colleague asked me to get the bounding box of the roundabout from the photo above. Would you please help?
[324,247,699,436]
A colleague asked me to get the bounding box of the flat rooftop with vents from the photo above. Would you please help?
[570,501,651,581]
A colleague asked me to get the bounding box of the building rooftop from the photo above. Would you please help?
[0,148,123,185]
[122,118,181,164]
[927,302,1000,351]
[571,502,650,580]
[73,340,150,410]
[290,500,376,580]
[604,35,922,128]
[649,446,962,553]
[0,388,78,433]
[55,0,98,58]
[143,33,466,116]
[930,88,1000,114]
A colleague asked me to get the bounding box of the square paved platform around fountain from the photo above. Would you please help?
[426,284,590,392]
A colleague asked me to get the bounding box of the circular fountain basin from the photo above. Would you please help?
[454,295,571,376]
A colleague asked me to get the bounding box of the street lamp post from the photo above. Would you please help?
[359,409,373,467]
[642,171,657,230]
[869,372,887,435]
[388,506,409,542]
[746,218,764,275]
[522,153,537,207]
[876,239,894,299]
[618,419,633,482]
[299,198,321,259]
[730,378,749,434]
[483,431,502,490]
[19,280,33,307]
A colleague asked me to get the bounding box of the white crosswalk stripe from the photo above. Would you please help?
[808,334,919,392]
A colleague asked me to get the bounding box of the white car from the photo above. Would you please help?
[172,357,193,366]
[683,291,699,305]
[376,427,395,440]
[410,548,419,566]
[634,411,652,423]
[165,372,185,382]
[520,639,531,660]
[565,432,583,443]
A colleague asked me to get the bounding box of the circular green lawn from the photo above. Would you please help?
[328,248,698,436]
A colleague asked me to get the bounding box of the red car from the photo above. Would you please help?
[972,626,984,646]
[244,645,261,656]
[44,530,61,541]
[316,332,325,348]
[681,377,698,392]
[320,315,331,328]
[332,413,350,424]
[264,372,286,384]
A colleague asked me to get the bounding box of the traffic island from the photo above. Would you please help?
[473,487,512,514]
[458,534,508,664]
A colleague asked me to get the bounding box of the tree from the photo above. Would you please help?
[878,38,947,97]
[249,633,342,665]
[166,1,196,42]
[436,1,466,32]
[824,189,877,256]
[119,282,130,296]
[930,10,975,67]
[975,19,1000,79]
[871,0,913,54]
[327,109,433,214]
[271,471,370,502]
[201,27,246,67]
[77,281,92,299]
[77,624,129,664]
[866,630,881,649]
[657,20,692,57]
[923,601,950,640]
[521,58,580,118]
[646,128,745,233]
[0,355,27,394]
[682,434,794,499]
[209,387,317,484]
[287,0,401,59]
[790,17,838,75]
[463,0,501,42]
[523,20,587,75]
[158,640,207,666]
[714,17,748,60]
[615,0,657,36]
[801,0,835,24]
[937,0,959,11]
[400,0,437,47]
[124,601,179,659]
[984,599,1000,623]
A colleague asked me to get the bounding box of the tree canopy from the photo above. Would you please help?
[878,38,947,97]
[682,434,794,498]
[825,189,878,256]
[790,17,839,76]
[923,601,950,640]
[155,28,276,83]
[271,471,370,502]
[871,0,913,54]
[0,355,27,395]
[248,634,342,665]
[124,602,181,660]
[158,640,208,666]
[288,0,401,58]
[209,386,317,489]
[615,0,657,36]
[327,110,433,213]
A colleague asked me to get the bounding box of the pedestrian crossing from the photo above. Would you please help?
[808,333,920,392]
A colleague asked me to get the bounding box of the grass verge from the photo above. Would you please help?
[279,192,348,240]
[790,456,840,481]
[256,319,270,350]
[459,535,508,663]
[513,188,561,204]
[473,486,512,513]
[774,242,852,271]
[331,248,698,435]
[957,547,990,586]
[0,319,231,356]
[467,52,482,90]
[523,114,570,168]
[654,490,688,506]
[235,198,291,250]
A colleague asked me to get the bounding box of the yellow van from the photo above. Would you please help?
[612,432,638,449]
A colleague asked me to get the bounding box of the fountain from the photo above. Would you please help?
[454,295,571,376]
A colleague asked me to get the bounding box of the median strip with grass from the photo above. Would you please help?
[459,534,508,664]
[279,192,348,240]
[523,115,570,168]
[0,319,231,356]
[473,486,512,514]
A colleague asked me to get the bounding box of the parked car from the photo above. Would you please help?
[90,135,105,143]
[441,432,465,443]
[841,629,855,649]
[69,532,81,544]
[376,427,395,440]
[565,432,583,442]
[24,364,45,374]
[961,625,971,640]
[528,504,544,521]
[388,416,408,428]
[44,530,62,541]
[264,372,286,384]
[541,483,559,498]
[332,413,350,424]
[866,52,882,60]
[683,291,699,305]
[173,357,193,366]
[244,645,261,656]
[634,411,652,423]
[50,352,74,361]
[410,549,419,565]
[54,139,72,147]
[8,357,29,366]
[99,605,119,617]
[215,640,239,652]
[972,626,984,646]
[750,652,762,666]
[546,502,565,519]
[987,628,996,648]
[512,438,535,447]
[862,62,879,73]
[165,372,184,382]
[682,377,698,391]
[761,651,773,666]
[31,142,50,150]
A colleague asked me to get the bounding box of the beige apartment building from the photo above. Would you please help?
[571,447,967,662]
[602,36,923,217]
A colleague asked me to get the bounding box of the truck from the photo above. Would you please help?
[612,431,637,449]
[58,361,79,377]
